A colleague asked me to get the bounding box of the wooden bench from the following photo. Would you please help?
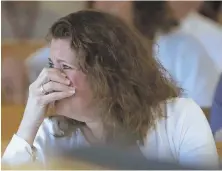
[201,107,210,120]
[1,105,24,153]
[216,142,222,157]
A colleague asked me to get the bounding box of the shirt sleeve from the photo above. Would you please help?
[173,35,220,108]
[175,99,219,169]
[1,119,49,167]
[2,134,38,166]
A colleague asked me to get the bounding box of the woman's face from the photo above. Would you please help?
[49,39,96,122]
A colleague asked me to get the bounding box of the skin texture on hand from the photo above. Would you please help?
[17,68,75,145]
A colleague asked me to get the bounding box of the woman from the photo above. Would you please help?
[2,10,219,169]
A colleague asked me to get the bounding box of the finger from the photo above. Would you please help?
[42,91,75,104]
[41,81,75,94]
[36,68,70,86]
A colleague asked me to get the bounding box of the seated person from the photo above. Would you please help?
[169,1,222,72]
[2,10,219,169]
[210,74,222,141]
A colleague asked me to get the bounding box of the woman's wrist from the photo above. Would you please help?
[16,116,44,145]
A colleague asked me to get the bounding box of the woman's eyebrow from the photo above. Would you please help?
[57,59,67,63]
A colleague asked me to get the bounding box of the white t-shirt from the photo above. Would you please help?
[2,98,219,169]
[155,30,220,108]
[180,11,222,72]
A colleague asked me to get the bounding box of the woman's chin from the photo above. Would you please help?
[54,100,71,117]
[54,100,83,122]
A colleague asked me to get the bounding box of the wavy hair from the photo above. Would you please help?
[47,10,181,142]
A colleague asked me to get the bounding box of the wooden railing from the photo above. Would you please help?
[2,40,46,60]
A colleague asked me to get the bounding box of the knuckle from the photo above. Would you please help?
[42,68,52,77]
[48,81,53,87]
[29,83,35,92]
[42,68,48,74]
[48,82,54,90]
[36,96,45,106]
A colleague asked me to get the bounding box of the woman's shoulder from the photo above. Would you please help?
[161,98,211,137]
[165,97,206,120]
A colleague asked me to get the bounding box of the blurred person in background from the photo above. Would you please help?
[2,11,218,169]
[168,1,222,72]
[199,1,222,142]
[2,1,40,39]
[210,74,222,142]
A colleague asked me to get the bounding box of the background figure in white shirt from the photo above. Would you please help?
[106,1,219,108]
[168,1,222,72]
[2,10,219,169]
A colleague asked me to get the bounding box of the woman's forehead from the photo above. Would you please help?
[49,39,76,63]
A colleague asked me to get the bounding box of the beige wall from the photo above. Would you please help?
[41,1,85,16]
[2,1,86,41]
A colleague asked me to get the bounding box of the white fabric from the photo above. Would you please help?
[181,11,222,72]
[2,98,219,169]
[155,30,220,108]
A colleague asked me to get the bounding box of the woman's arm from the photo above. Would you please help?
[2,68,75,167]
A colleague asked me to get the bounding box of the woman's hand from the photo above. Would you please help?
[17,68,75,145]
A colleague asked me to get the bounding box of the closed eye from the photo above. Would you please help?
[48,58,54,68]
[62,64,72,70]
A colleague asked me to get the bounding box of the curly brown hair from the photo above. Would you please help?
[47,10,181,142]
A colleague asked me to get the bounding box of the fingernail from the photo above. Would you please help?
[69,87,76,90]
[61,73,67,77]
[66,79,71,84]
[69,90,75,94]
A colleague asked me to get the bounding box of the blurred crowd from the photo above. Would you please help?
[1,1,222,169]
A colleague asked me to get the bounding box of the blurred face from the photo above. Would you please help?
[92,1,133,24]
[49,39,96,122]
[168,1,203,20]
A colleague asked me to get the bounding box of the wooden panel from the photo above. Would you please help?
[2,41,46,60]
[201,107,210,120]
[1,105,25,152]
[216,142,222,158]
